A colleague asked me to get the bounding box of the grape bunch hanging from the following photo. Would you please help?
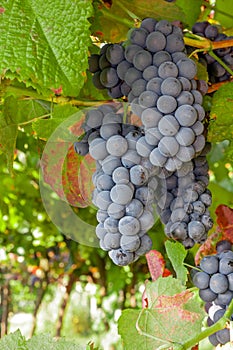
[74,18,217,266]
[192,240,233,346]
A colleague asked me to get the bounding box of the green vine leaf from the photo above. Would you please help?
[176,0,202,28]
[0,0,93,96]
[118,277,204,350]
[215,0,233,28]
[208,82,233,161]
[165,241,188,285]
[93,0,185,42]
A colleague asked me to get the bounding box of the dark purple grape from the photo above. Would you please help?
[193,271,210,289]
[199,288,217,302]
[216,240,232,254]
[209,273,229,294]
[200,255,219,274]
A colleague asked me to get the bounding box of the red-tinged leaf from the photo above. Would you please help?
[162,268,172,277]
[41,141,69,202]
[195,231,222,266]
[216,204,233,243]
[62,146,89,207]
[192,345,198,350]
[119,277,205,349]
[77,154,96,206]
[145,250,165,281]
[142,280,149,309]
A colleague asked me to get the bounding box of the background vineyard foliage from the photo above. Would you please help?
[0,0,233,349]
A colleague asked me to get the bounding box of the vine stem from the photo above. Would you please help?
[180,297,233,349]
[184,36,233,50]
[5,85,109,107]
[209,50,233,77]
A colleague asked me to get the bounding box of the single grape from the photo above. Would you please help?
[133,50,153,71]
[192,135,206,154]
[175,105,197,126]
[215,290,233,306]
[125,129,142,149]
[158,61,179,79]
[96,222,107,239]
[112,166,129,184]
[149,148,167,166]
[89,138,108,160]
[191,121,204,136]
[139,90,158,108]
[119,215,140,235]
[170,222,188,240]
[208,333,219,346]
[192,201,206,215]
[131,78,147,96]
[135,234,153,256]
[199,193,212,207]
[125,198,144,218]
[104,232,121,250]
[106,135,128,156]
[141,108,162,128]
[155,20,172,35]
[146,31,166,52]
[106,44,124,65]
[95,190,112,210]
[121,149,141,168]
[110,184,134,205]
[216,240,232,254]
[104,217,119,233]
[138,210,155,231]
[74,141,89,156]
[129,28,148,47]
[199,288,217,302]
[142,65,158,80]
[146,77,163,94]
[141,18,157,32]
[216,328,230,345]
[136,136,154,157]
[200,255,219,275]
[100,123,121,140]
[209,273,229,294]
[88,54,100,73]
[129,165,149,186]
[204,25,218,40]
[175,127,195,146]
[96,174,115,191]
[100,67,119,88]
[99,54,111,70]
[135,186,155,206]
[170,208,189,223]
[158,115,180,137]
[193,271,210,289]
[165,33,185,53]
[192,22,209,34]
[120,234,141,252]
[107,202,125,219]
[158,136,180,157]
[153,51,172,66]
[177,58,197,79]
[177,91,194,106]
[157,95,177,114]
[161,77,182,97]
[108,248,135,266]
[96,209,109,223]
[191,90,203,104]
[219,258,233,275]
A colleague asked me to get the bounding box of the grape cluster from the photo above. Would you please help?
[75,103,158,266]
[84,18,214,263]
[192,240,233,346]
[192,21,233,83]
[90,18,208,172]
[156,143,213,248]
[88,43,127,99]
